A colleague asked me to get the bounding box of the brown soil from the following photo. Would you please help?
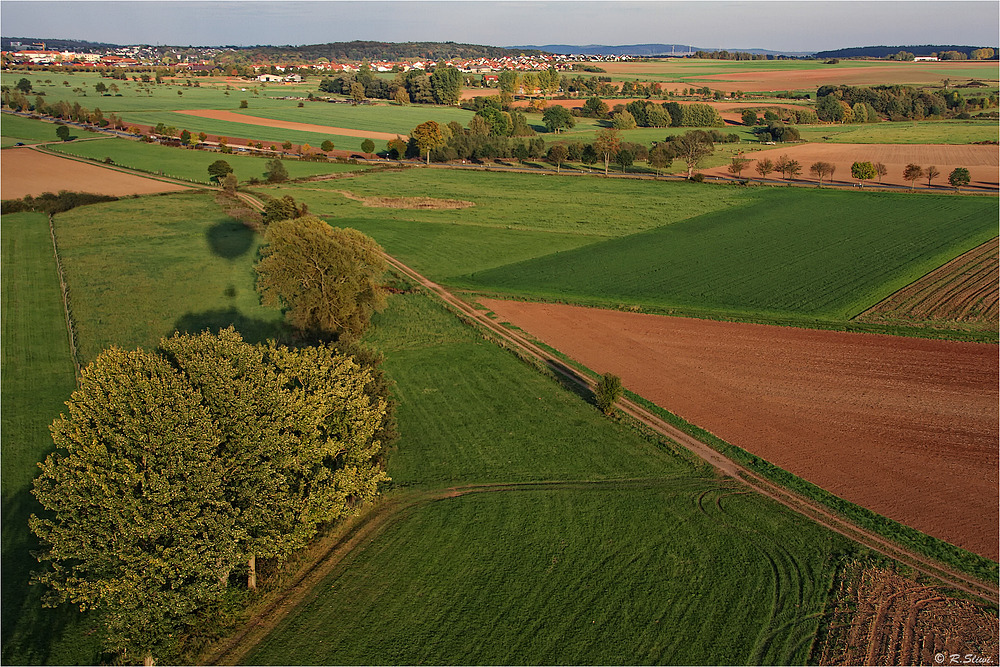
[175,109,406,142]
[819,565,998,665]
[334,189,474,209]
[480,299,999,559]
[859,238,1000,330]
[1,147,192,198]
[704,142,1000,189]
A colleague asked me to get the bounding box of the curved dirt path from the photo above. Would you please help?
[176,109,407,141]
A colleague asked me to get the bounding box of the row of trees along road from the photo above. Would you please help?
[731,155,974,190]
[31,208,396,664]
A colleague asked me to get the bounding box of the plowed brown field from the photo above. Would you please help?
[1,147,192,198]
[481,299,999,559]
[703,142,999,189]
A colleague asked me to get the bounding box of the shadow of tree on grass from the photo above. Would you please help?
[205,220,255,260]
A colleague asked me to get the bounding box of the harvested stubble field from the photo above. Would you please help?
[859,238,999,331]
[0,147,193,198]
[480,299,999,560]
[702,142,1000,189]
[818,565,998,665]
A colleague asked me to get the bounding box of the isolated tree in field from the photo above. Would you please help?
[925,165,940,188]
[542,104,575,133]
[903,163,924,190]
[256,216,388,341]
[754,157,775,180]
[728,155,751,178]
[411,120,445,164]
[594,373,623,416]
[547,144,568,172]
[741,109,758,126]
[262,194,302,225]
[648,143,673,177]
[874,162,887,184]
[55,124,70,141]
[361,138,376,154]
[208,159,233,183]
[594,127,621,176]
[321,139,335,152]
[674,130,715,179]
[31,347,238,665]
[948,167,971,191]
[265,158,288,183]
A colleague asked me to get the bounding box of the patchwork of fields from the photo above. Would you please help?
[2,57,998,665]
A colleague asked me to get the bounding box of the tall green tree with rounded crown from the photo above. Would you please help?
[30,347,238,665]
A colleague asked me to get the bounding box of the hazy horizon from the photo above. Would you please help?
[1,1,997,53]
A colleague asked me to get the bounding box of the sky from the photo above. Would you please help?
[1,0,997,53]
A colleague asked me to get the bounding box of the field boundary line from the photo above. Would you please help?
[47,213,82,381]
[379,253,999,603]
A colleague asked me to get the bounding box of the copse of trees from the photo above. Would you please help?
[816,84,997,121]
[31,329,393,664]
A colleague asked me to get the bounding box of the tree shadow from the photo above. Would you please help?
[205,220,254,260]
[171,308,288,346]
[2,487,104,664]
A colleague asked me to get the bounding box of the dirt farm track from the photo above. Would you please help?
[1,147,192,198]
[482,299,999,560]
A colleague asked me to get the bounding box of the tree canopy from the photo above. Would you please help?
[31,329,393,663]
[255,216,388,341]
[410,120,445,163]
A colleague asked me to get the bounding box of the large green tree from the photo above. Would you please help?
[158,329,299,591]
[948,167,971,191]
[410,120,446,163]
[594,127,621,176]
[255,216,388,341]
[672,130,715,179]
[851,160,877,188]
[430,66,462,105]
[542,104,575,133]
[30,348,238,665]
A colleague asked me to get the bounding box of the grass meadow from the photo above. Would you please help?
[51,191,283,362]
[46,137,371,184]
[1,113,67,146]
[1,213,104,665]
[794,119,1000,144]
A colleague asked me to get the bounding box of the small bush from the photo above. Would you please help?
[689,173,705,183]
[594,373,623,415]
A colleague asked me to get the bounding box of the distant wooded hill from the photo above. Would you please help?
[243,41,545,61]
[512,43,813,57]
[814,45,997,59]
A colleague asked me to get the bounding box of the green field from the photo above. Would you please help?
[46,137,371,184]
[233,102,476,135]
[245,479,848,665]
[51,191,283,362]
[1,213,103,665]
[1,113,66,146]
[450,187,996,321]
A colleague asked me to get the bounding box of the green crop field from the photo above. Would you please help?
[453,187,999,321]
[245,480,848,666]
[1,113,65,146]
[46,137,370,183]
[233,102,476,135]
[1,213,103,665]
[51,191,282,362]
